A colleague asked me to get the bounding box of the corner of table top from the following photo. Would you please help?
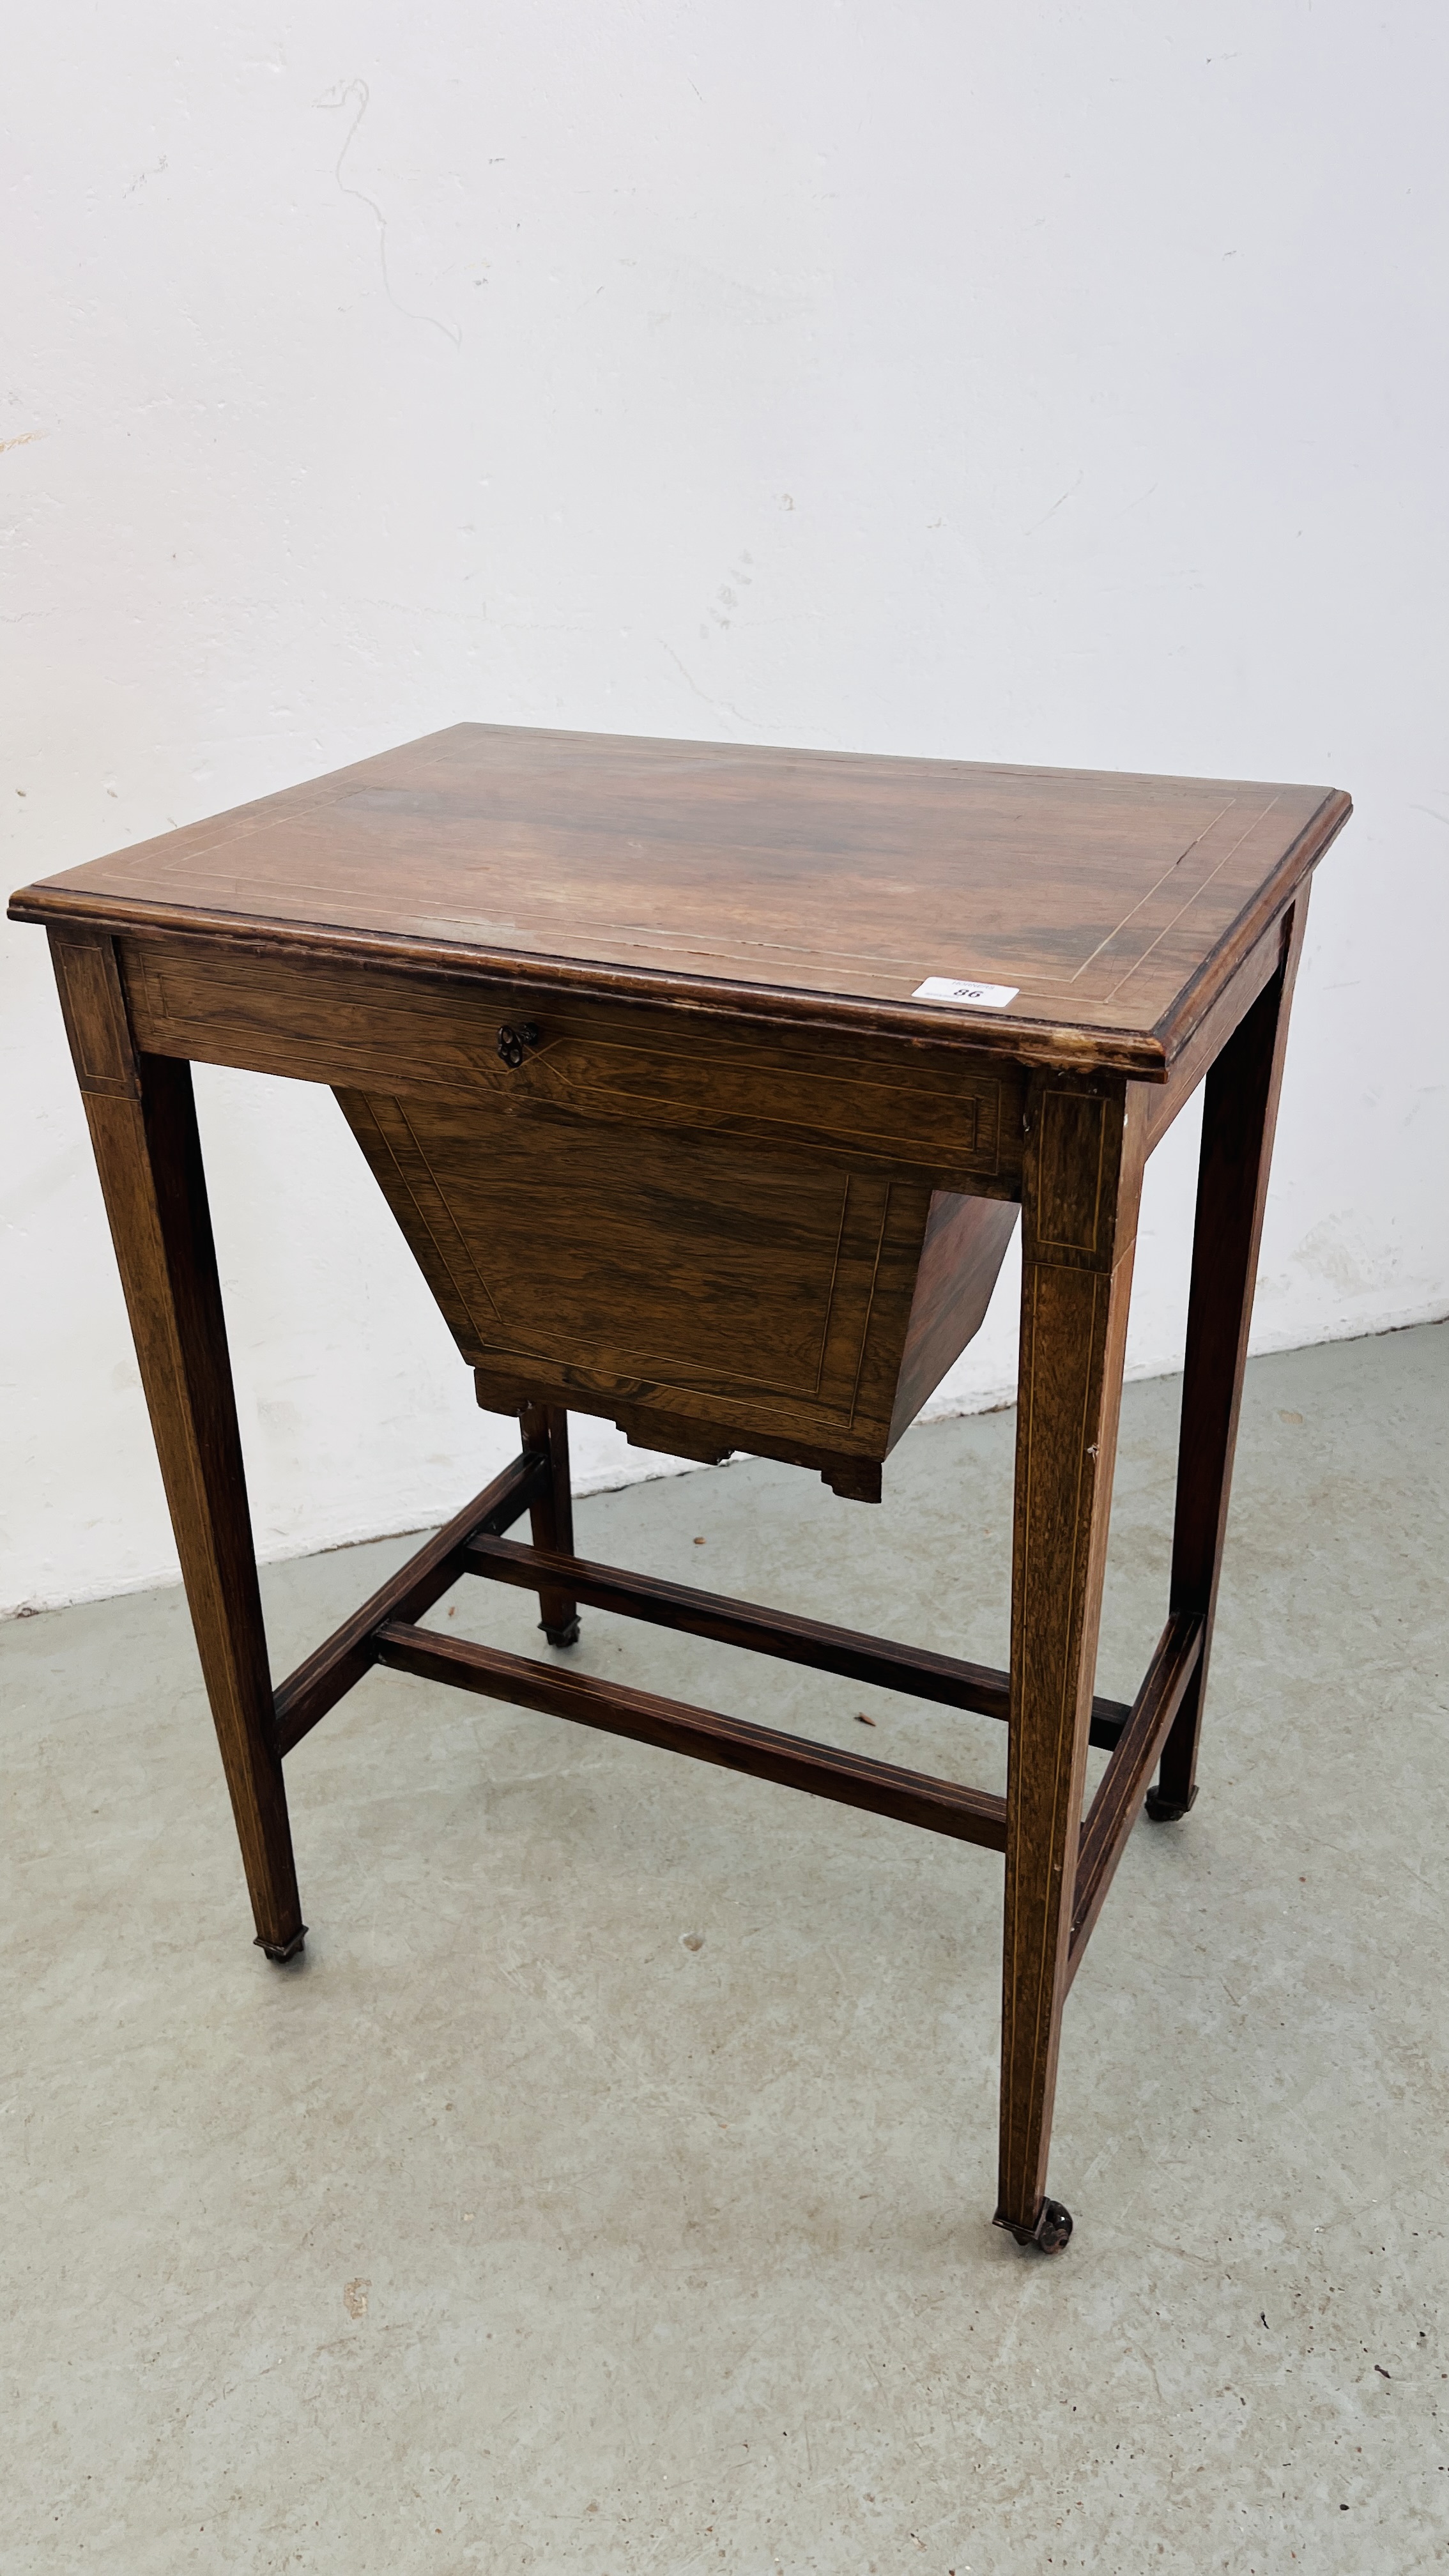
[8,879,56,928]
[1149,781,1351,1076]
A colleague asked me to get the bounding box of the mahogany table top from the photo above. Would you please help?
[10,723,1349,1077]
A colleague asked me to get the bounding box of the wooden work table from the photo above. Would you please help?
[10,723,1350,2253]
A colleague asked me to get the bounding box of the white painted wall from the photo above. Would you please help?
[4,3,1446,1616]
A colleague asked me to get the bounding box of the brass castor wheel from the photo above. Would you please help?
[997,2197,1073,2253]
[542,1618,581,1649]
[256,1926,307,1964]
[1025,2197,1073,2253]
[1145,1783,1199,1823]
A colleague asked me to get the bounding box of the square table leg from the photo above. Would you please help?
[995,1071,1147,2248]
[48,928,306,1961]
[1151,894,1311,1821]
[519,1404,581,1646]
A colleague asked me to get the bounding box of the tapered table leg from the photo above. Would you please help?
[519,1403,580,1646]
[1150,896,1310,1822]
[49,929,305,1959]
[995,1073,1147,2248]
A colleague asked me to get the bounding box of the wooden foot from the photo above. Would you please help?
[49,930,305,1958]
[519,1403,580,1646]
[995,1071,1147,2244]
[1154,896,1309,1820]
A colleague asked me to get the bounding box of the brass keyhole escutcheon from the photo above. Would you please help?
[496,1022,539,1069]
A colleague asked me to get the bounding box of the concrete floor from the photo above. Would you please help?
[3,1324,1447,2573]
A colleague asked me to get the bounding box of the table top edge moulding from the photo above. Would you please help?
[7,721,1352,1081]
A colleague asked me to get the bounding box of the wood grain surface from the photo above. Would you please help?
[334,1078,1018,1478]
[1154,896,1310,1818]
[996,1066,1148,2237]
[10,723,1350,1075]
[373,1621,1009,1853]
[49,928,306,1959]
[459,1529,1136,1751]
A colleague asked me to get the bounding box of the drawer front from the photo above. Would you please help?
[122,935,1023,1188]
